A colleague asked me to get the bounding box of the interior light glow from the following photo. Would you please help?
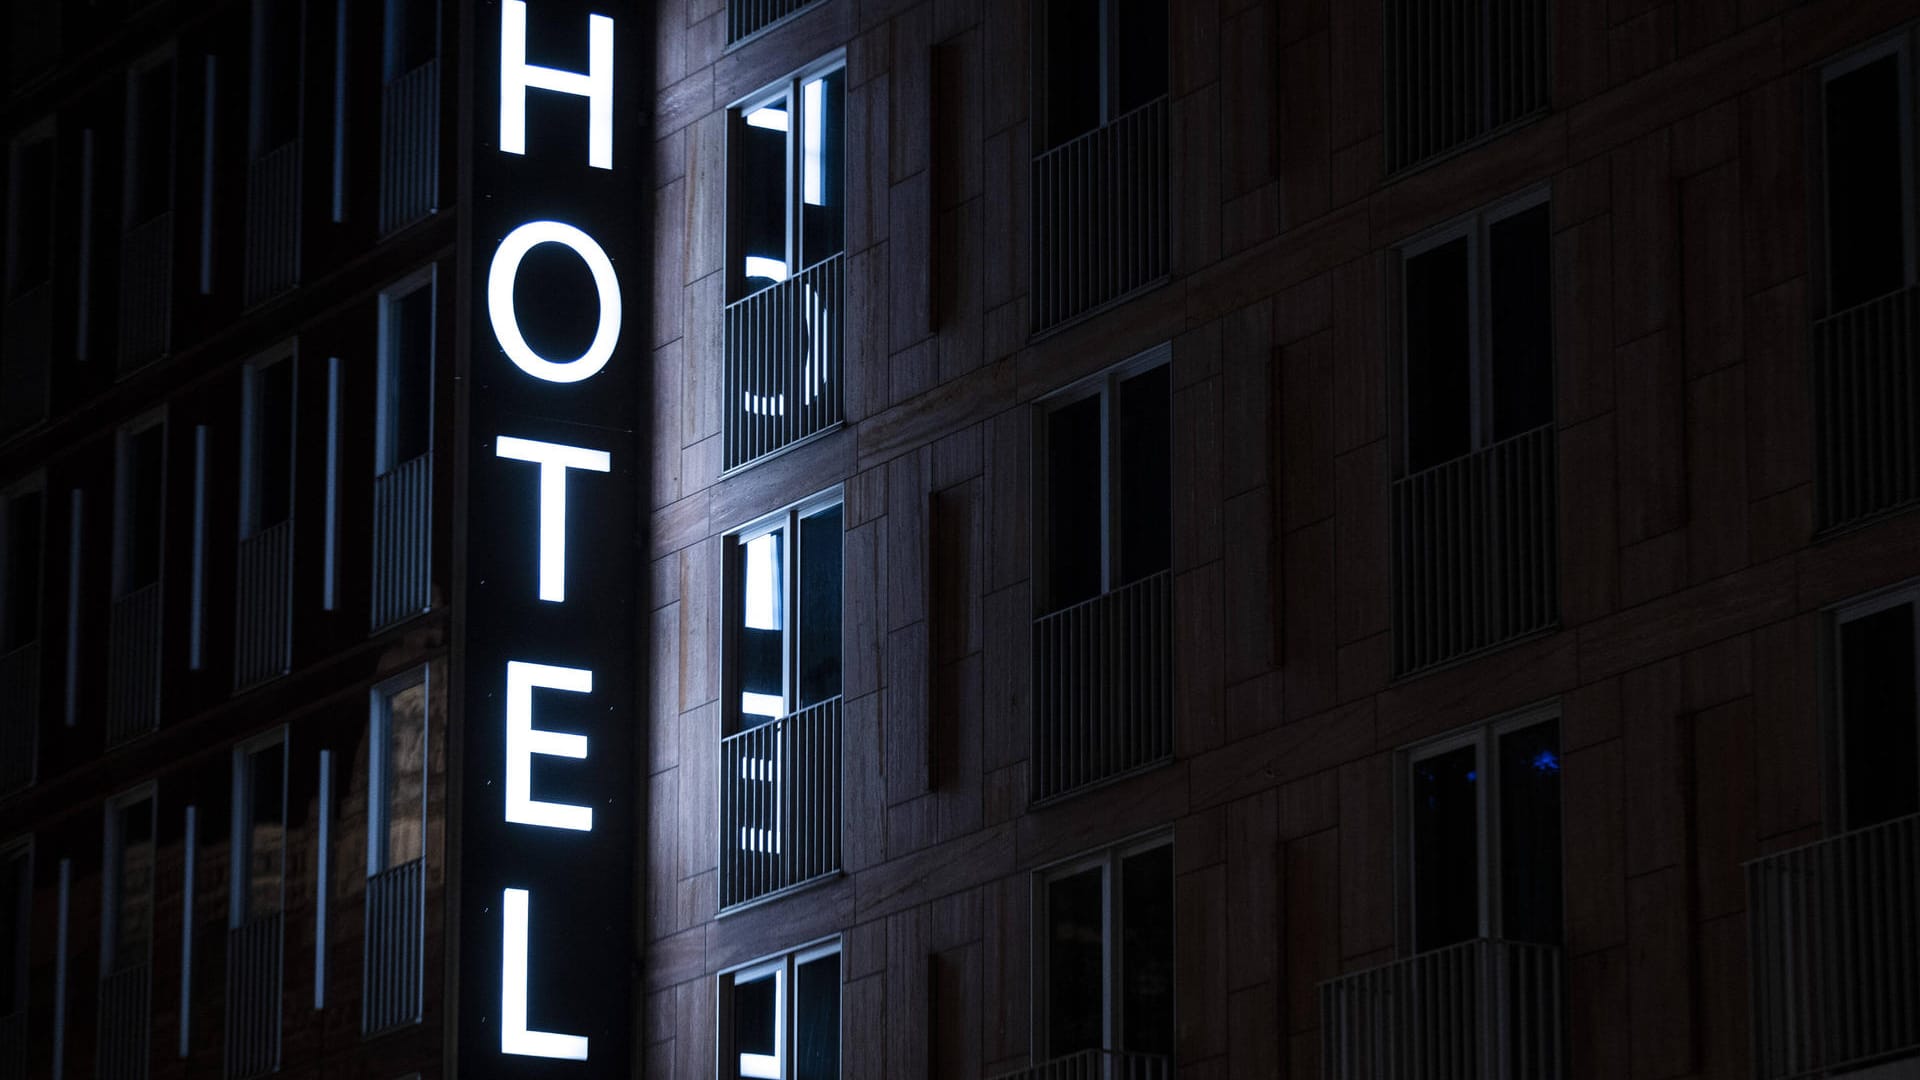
[487,220,623,384]
[743,255,788,283]
[495,436,612,602]
[743,531,782,630]
[741,692,785,718]
[498,0,614,169]
[740,1052,780,1079]
[501,888,591,1060]
[744,106,788,132]
[504,661,595,832]
[802,78,824,206]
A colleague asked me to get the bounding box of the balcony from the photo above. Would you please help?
[1030,96,1168,334]
[989,1050,1172,1080]
[106,583,162,748]
[117,211,174,374]
[1030,568,1172,804]
[1812,283,1920,532]
[371,453,431,631]
[233,522,292,691]
[0,642,37,794]
[719,695,841,911]
[1383,0,1550,173]
[379,58,439,236]
[727,0,820,43]
[225,911,283,1078]
[722,253,844,471]
[97,959,151,1080]
[1747,812,1920,1079]
[243,142,301,306]
[362,857,425,1035]
[1391,423,1557,677]
[0,282,51,438]
[1319,938,1565,1080]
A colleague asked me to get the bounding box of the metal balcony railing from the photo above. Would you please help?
[0,1010,23,1080]
[1384,0,1550,173]
[989,1049,1172,1080]
[371,453,431,631]
[118,212,174,373]
[1747,812,1920,1080]
[233,522,292,691]
[719,695,841,911]
[1391,423,1557,677]
[0,282,51,438]
[97,959,152,1080]
[722,252,844,471]
[726,0,820,43]
[379,59,439,236]
[0,642,39,794]
[1320,938,1565,1080]
[224,911,282,1079]
[243,142,301,306]
[1031,96,1168,333]
[106,583,162,747]
[362,857,425,1035]
[1030,568,1173,803]
[1813,283,1920,532]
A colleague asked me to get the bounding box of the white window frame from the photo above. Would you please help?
[101,783,158,976]
[1031,342,1172,615]
[725,52,846,300]
[721,488,844,734]
[717,937,842,1080]
[239,342,299,539]
[1828,581,1920,832]
[1031,830,1174,1062]
[4,117,56,299]
[1398,702,1561,952]
[1394,185,1552,477]
[1817,32,1919,315]
[0,471,47,655]
[112,408,169,599]
[121,43,179,228]
[229,727,289,927]
[0,835,30,1022]
[375,266,436,476]
[368,665,429,876]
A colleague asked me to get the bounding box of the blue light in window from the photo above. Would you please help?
[1531,750,1560,773]
[1465,770,1477,782]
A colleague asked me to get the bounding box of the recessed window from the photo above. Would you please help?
[1036,836,1174,1062]
[721,942,840,1080]
[3,123,55,299]
[1834,590,1920,831]
[124,50,178,227]
[1821,41,1916,314]
[378,272,434,474]
[249,0,303,155]
[728,496,842,731]
[241,352,297,537]
[371,671,427,872]
[115,415,168,597]
[104,789,157,973]
[728,62,844,302]
[1035,0,1167,151]
[232,732,287,925]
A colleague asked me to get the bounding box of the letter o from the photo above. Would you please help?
[487,220,623,384]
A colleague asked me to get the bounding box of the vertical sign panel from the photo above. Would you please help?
[462,0,636,1075]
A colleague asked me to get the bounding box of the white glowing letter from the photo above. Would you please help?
[487,221,623,384]
[505,661,594,832]
[495,436,611,603]
[501,888,590,1060]
[499,0,613,169]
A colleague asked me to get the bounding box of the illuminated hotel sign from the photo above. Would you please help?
[460,0,635,1074]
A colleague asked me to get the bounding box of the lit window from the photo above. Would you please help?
[721,943,840,1080]
[727,63,844,302]
[728,497,842,730]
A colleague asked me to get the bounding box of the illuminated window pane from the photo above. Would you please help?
[733,970,779,1079]
[740,529,785,724]
[735,98,788,300]
[379,680,427,869]
[798,70,843,270]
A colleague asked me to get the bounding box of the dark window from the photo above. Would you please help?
[237,740,286,921]
[1040,838,1174,1061]
[1498,721,1563,946]
[1488,203,1554,441]
[727,66,844,302]
[0,845,26,1019]
[1119,844,1174,1055]
[797,504,842,709]
[121,424,166,593]
[374,675,428,870]
[382,279,433,470]
[384,0,437,79]
[250,0,302,153]
[724,946,840,1080]
[1411,744,1480,952]
[3,490,42,651]
[1037,0,1167,150]
[1117,364,1171,585]
[793,951,840,1080]
[1044,866,1104,1057]
[732,970,777,1076]
[126,58,176,225]
[731,499,842,730]
[109,795,155,970]
[246,358,295,533]
[1823,52,1910,313]
[5,132,55,295]
[1045,394,1103,610]
[1838,601,1920,830]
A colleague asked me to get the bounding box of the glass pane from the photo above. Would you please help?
[128,61,175,223]
[1411,745,1479,952]
[734,96,789,299]
[1488,203,1553,441]
[1117,364,1171,583]
[124,425,165,590]
[1841,604,1920,829]
[733,970,778,1079]
[1825,55,1909,312]
[0,849,24,1016]
[798,69,845,270]
[1498,721,1562,945]
[1041,0,1100,148]
[4,490,43,650]
[250,359,295,531]
[385,0,437,78]
[1120,844,1174,1055]
[797,505,842,708]
[740,529,786,725]
[251,0,301,152]
[385,284,433,468]
[1114,0,1168,115]
[1404,237,1472,474]
[383,681,428,868]
[7,136,55,293]
[1045,866,1104,1057]
[247,743,285,917]
[1046,394,1103,612]
[794,952,840,1080]
[116,798,155,965]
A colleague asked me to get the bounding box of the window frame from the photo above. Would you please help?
[1396,702,1562,954]
[1031,342,1172,616]
[1031,0,1170,151]
[375,266,436,476]
[112,407,169,599]
[1393,185,1553,478]
[101,782,158,976]
[247,0,307,158]
[3,117,57,300]
[1030,830,1175,1062]
[229,726,289,927]
[716,936,842,1080]
[0,471,47,655]
[367,665,429,876]
[1815,31,1919,316]
[721,488,844,736]
[121,43,179,228]
[1827,581,1920,832]
[724,52,847,303]
[239,344,299,539]
[0,835,29,1022]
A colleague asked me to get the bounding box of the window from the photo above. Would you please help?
[1399,193,1553,477]
[1382,0,1550,172]
[727,61,844,302]
[250,0,303,156]
[1820,38,1916,315]
[124,49,177,227]
[1035,350,1171,615]
[241,351,296,538]
[114,414,168,597]
[1,479,43,656]
[1403,709,1562,953]
[377,271,434,474]
[1833,590,1920,832]
[0,839,27,1025]
[1035,836,1173,1063]
[720,942,840,1080]
[3,122,54,300]
[231,731,287,925]
[1034,0,1167,152]
[103,788,157,974]
[727,496,842,731]
[383,0,437,80]
[370,670,427,873]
